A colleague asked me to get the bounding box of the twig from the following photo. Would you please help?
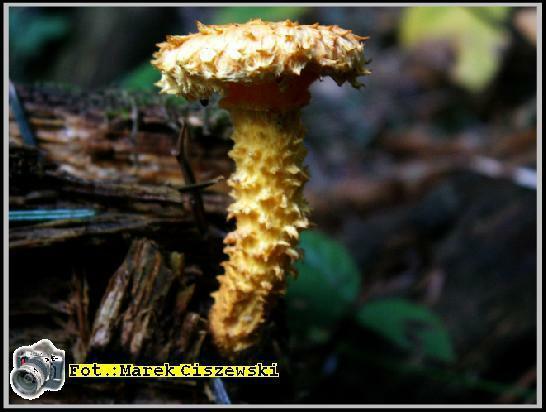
[9,208,97,222]
[202,101,211,136]
[178,177,224,194]
[9,80,38,148]
[129,94,141,168]
[175,123,209,236]
[496,367,537,404]
[469,156,537,190]
[210,377,231,404]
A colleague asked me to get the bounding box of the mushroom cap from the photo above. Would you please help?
[152,19,370,101]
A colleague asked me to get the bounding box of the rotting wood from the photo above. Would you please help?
[9,84,231,404]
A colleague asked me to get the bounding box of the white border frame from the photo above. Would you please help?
[3,2,542,408]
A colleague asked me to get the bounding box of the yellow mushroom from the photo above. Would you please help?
[152,19,370,358]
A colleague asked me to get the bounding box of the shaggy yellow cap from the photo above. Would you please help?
[152,19,370,102]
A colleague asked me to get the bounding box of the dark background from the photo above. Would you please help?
[9,6,538,405]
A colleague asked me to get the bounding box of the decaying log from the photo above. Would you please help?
[9,83,233,251]
[9,83,234,188]
[8,84,235,404]
[88,238,207,363]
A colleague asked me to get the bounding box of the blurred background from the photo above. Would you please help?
[9,6,538,405]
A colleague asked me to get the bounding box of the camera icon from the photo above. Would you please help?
[10,339,65,400]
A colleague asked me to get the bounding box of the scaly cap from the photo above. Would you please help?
[152,19,370,101]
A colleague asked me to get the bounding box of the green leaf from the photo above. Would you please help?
[213,7,307,25]
[121,63,161,91]
[10,9,69,59]
[356,298,455,363]
[400,6,511,92]
[286,230,361,344]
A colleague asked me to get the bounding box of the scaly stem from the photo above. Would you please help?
[209,109,310,356]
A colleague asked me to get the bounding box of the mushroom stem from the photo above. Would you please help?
[210,108,310,356]
[152,18,370,358]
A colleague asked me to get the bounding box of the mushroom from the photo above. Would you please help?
[152,19,370,357]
